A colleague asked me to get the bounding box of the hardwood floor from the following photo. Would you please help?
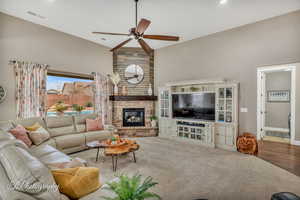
[257,140,300,177]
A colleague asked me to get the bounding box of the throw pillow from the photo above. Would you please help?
[25,122,41,131]
[52,167,101,199]
[9,125,32,147]
[86,118,104,131]
[28,126,50,145]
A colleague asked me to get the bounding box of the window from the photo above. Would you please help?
[46,71,94,116]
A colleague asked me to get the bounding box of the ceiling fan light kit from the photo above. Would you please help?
[93,0,180,55]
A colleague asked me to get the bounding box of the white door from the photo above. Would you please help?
[257,64,296,144]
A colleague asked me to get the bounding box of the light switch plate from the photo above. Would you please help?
[241,108,248,113]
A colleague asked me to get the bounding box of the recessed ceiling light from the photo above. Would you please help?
[219,0,228,5]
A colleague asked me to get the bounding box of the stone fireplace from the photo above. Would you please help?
[110,96,158,137]
[123,108,145,127]
[111,47,157,137]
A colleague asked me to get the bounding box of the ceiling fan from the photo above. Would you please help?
[92,0,180,55]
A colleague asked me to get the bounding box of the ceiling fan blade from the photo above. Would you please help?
[138,38,152,55]
[110,39,133,52]
[143,35,179,41]
[92,32,129,36]
[136,18,151,35]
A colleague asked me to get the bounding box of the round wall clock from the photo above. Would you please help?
[124,64,144,84]
[0,86,7,103]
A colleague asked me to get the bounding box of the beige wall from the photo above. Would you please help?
[155,10,300,139]
[0,12,112,121]
[265,71,291,129]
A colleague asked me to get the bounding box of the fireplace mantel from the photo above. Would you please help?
[109,95,158,101]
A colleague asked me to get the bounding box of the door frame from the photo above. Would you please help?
[257,64,297,145]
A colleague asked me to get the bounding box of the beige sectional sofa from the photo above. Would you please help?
[0,114,116,200]
[10,113,115,153]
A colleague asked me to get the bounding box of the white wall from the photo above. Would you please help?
[0,12,112,120]
[155,10,300,139]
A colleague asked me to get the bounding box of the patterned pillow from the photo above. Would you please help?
[9,125,32,147]
[86,118,104,131]
[28,126,50,145]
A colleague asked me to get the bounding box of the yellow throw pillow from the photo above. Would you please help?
[25,122,41,131]
[52,167,101,199]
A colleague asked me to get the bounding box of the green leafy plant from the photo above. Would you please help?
[103,174,161,200]
[111,136,117,142]
[85,102,93,107]
[73,105,85,113]
[150,116,157,121]
[57,100,64,104]
[55,104,68,113]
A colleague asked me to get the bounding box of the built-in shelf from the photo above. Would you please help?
[109,95,158,101]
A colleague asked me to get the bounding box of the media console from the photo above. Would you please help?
[158,79,239,151]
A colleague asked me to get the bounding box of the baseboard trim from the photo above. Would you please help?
[291,140,300,146]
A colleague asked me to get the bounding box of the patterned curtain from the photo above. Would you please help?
[14,61,48,119]
[93,72,112,125]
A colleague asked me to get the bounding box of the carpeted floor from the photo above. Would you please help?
[72,137,300,200]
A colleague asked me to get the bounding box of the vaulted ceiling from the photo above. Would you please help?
[1,0,300,49]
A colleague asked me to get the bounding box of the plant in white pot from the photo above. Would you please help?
[150,116,158,128]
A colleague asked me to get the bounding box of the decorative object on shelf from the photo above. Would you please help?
[125,64,144,85]
[109,73,121,95]
[237,133,258,155]
[104,174,161,200]
[121,85,128,95]
[267,90,290,102]
[190,86,198,92]
[150,116,158,128]
[0,86,7,104]
[148,83,153,96]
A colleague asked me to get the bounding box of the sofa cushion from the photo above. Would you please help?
[28,126,51,145]
[13,117,47,129]
[79,178,119,200]
[46,116,76,137]
[9,125,32,147]
[85,130,111,143]
[0,120,14,132]
[30,144,60,158]
[86,118,104,132]
[0,130,15,141]
[74,114,98,133]
[0,163,38,200]
[55,134,86,150]
[0,144,60,200]
[52,167,101,199]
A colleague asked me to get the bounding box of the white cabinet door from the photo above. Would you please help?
[215,124,236,148]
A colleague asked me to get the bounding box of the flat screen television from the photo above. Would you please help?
[172,93,215,121]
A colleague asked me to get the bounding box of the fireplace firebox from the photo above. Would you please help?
[123,108,145,127]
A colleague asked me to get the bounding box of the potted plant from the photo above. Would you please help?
[150,116,158,128]
[54,103,68,116]
[109,73,121,95]
[103,174,161,200]
[73,105,85,115]
[111,136,117,145]
[85,102,93,107]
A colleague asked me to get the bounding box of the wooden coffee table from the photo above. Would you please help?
[104,140,139,172]
[86,141,110,162]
